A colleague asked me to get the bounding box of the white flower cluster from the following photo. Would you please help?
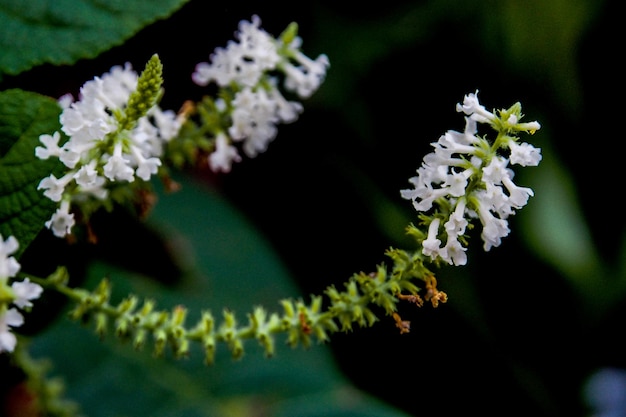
[35,63,182,238]
[192,15,330,172]
[0,234,43,353]
[401,91,542,266]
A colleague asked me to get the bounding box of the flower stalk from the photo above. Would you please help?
[24,246,439,364]
[10,90,541,366]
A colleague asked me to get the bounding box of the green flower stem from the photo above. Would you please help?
[22,244,443,365]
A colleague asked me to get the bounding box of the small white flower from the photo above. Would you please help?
[481,156,509,184]
[0,308,24,353]
[443,169,472,197]
[73,159,101,188]
[402,92,541,262]
[35,131,63,160]
[150,107,182,141]
[444,198,468,239]
[129,144,161,181]
[193,16,328,172]
[11,278,43,310]
[476,203,510,251]
[58,93,74,109]
[0,236,44,353]
[456,90,496,124]
[422,218,442,260]
[45,200,76,238]
[0,234,20,279]
[209,132,242,173]
[103,143,135,182]
[501,175,534,208]
[37,173,74,203]
[281,52,330,99]
[36,59,179,238]
[508,141,542,166]
[192,15,280,88]
[442,239,467,266]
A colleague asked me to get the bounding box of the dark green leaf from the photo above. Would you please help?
[0,0,191,78]
[0,89,63,257]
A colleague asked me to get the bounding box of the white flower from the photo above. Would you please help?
[103,142,135,182]
[475,202,510,251]
[443,169,472,197]
[209,132,242,173]
[36,59,180,232]
[37,172,74,202]
[444,197,468,239]
[150,107,183,141]
[402,92,541,261]
[422,218,442,260]
[442,239,467,266]
[192,15,280,88]
[0,236,44,354]
[0,234,20,279]
[508,141,542,166]
[35,131,63,160]
[281,52,330,99]
[193,16,328,172]
[73,159,101,188]
[456,90,496,124]
[11,278,43,310]
[481,156,509,184]
[0,308,23,353]
[58,93,74,109]
[228,87,280,157]
[501,175,534,208]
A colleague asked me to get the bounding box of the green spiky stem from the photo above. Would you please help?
[23,244,443,365]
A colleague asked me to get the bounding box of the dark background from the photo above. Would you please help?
[3,1,622,416]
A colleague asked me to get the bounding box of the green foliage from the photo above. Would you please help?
[0,89,63,257]
[0,0,191,79]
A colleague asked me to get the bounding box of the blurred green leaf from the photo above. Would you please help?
[484,0,603,115]
[29,173,411,417]
[0,0,191,79]
[0,89,63,258]
[518,142,606,305]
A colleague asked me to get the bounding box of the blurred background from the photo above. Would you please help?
[4,0,624,416]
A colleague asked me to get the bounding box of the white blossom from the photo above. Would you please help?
[422,218,442,260]
[209,132,242,173]
[36,60,181,237]
[0,236,44,354]
[401,92,542,263]
[35,131,63,160]
[11,278,43,309]
[508,141,542,166]
[192,15,329,172]
[0,308,23,353]
[45,200,75,238]
[0,234,20,279]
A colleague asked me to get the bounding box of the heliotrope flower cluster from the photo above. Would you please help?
[0,234,43,353]
[191,15,330,172]
[35,55,182,238]
[401,91,542,266]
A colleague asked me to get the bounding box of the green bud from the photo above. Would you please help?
[279,22,299,45]
[95,312,108,338]
[133,329,147,351]
[120,54,164,130]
